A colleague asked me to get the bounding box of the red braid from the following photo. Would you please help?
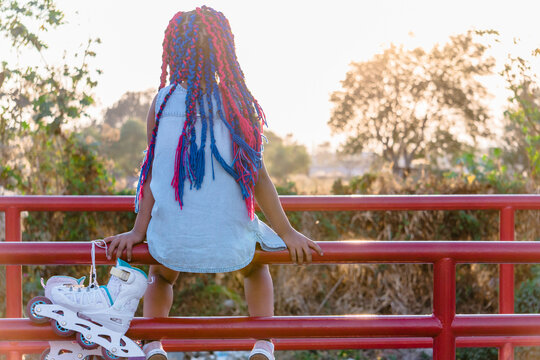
[160,12,183,89]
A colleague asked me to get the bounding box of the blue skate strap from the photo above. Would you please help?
[100,285,114,306]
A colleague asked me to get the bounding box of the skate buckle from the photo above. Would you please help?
[110,267,130,282]
[67,284,85,289]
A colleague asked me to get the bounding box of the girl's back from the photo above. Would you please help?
[147,84,286,273]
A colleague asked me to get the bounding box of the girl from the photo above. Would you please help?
[104,6,322,360]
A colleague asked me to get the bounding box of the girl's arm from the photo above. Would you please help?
[105,95,157,261]
[254,160,323,265]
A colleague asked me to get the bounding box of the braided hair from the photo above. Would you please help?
[135,6,266,220]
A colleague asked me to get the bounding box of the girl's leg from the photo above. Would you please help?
[241,262,275,359]
[142,265,179,358]
[143,264,179,319]
[241,263,274,317]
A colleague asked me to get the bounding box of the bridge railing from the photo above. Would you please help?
[1,194,539,360]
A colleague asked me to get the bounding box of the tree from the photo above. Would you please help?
[82,89,154,180]
[501,54,540,181]
[329,31,495,175]
[105,118,147,177]
[0,0,123,244]
[102,89,154,129]
[263,131,310,183]
[0,0,106,194]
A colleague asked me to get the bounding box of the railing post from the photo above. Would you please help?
[5,207,22,360]
[499,207,515,360]
[433,258,456,360]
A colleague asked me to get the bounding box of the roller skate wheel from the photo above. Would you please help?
[101,346,126,360]
[40,348,50,360]
[51,319,75,337]
[76,331,99,350]
[26,296,52,324]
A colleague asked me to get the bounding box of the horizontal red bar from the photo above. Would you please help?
[453,315,540,336]
[2,241,540,266]
[0,316,442,340]
[0,195,539,212]
[0,338,433,353]
[456,336,540,348]
[4,315,539,342]
[4,336,540,353]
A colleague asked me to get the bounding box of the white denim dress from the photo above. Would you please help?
[145,84,287,273]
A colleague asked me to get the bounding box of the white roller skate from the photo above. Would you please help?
[27,241,148,360]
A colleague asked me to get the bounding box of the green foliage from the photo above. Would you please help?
[325,173,502,243]
[0,0,64,50]
[329,31,494,173]
[7,131,118,242]
[0,1,141,323]
[516,265,540,313]
[81,89,154,179]
[263,131,310,183]
[456,347,498,360]
[0,0,102,193]
[501,53,540,180]
[105,118,147,177]
[102,90,154,129]
[171,274,247,316]
[516,346,540,360]
[275,181,299,195]
[332,173,377,195]
[444,146,528,194]
[0,1,128,242]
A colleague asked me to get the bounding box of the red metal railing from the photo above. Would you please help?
[1,195,540,360]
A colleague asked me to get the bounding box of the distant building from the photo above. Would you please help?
[309,151,377,178]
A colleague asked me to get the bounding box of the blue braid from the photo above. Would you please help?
[195,90,208,189]
[135,83,178,213]
[184,16,199,185]
[171,17,187,83]
[203,51,217,180]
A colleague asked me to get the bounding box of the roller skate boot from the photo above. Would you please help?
[27,258,148,359]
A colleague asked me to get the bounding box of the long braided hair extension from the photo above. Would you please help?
[135,6,266,220]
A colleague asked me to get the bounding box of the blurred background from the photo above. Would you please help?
[0,0,539,359]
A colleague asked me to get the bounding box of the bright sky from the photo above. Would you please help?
[4,0,540,151]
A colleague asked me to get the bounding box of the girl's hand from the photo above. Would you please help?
[280,228,323,265]
[104,230,145,262]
